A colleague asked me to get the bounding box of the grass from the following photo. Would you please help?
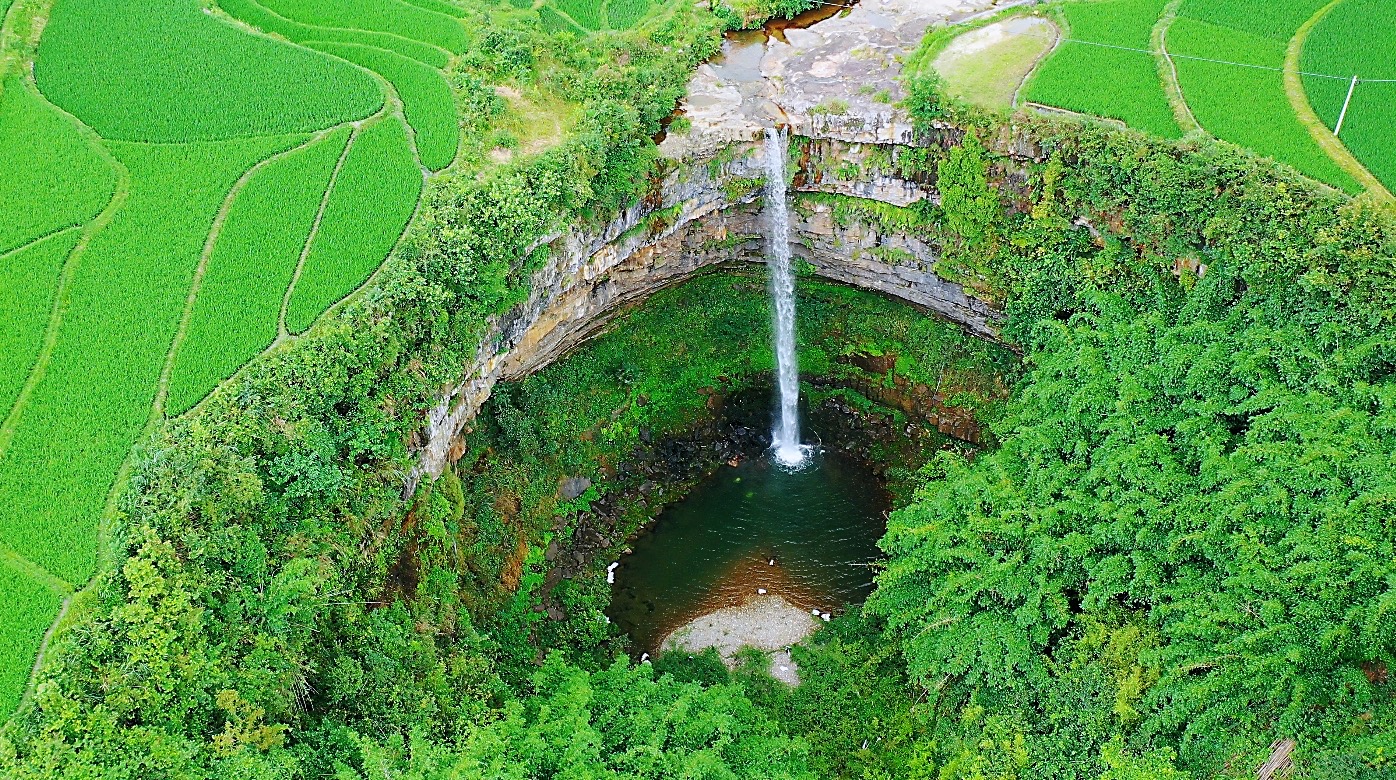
[605,0,654,29]
[397,0,466,18]
[310,42,459,170]
[1177,0,1320,38]
[218,0,452,68]
[257,0,467,53]
[1300,0,1396,190]
[1168,11,1359,191]
[2,0,451,706]
[539,5,585,34]
[286,117,422,333]
[0,561,63,718]
[36,0,380,141]
[932,18,1057,110]
[0,136,299,586]
[0,230,81,418]
[557,0,604,30]
[167,130,352,416]
[0,76,115,253]
[1024,0,1182,137]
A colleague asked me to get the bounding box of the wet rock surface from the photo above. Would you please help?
[408,0,1025,492]
[659,0,1005,159]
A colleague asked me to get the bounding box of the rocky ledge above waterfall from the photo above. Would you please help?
[659,0,1004,159]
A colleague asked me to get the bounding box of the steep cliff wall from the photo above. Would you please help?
[410,132,997,488]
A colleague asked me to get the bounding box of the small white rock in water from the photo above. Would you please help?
[639,653,649,663]
[758,588,767,595]
[606,562,619,584]
[821,612,831,621]
[769,559,775,566]
[811,609,821,616]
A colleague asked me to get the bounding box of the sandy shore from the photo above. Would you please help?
[661,594,820,684]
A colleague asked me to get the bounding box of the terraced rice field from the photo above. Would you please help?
[0,0,473,717]
[218,0,454,65]
[1300,0,1396,190]
[258,0,468,53]
[1006,0,1388,194]
[1024,0,1182,138]
[538,0,659,33]
[166,129,352,415]
[309,42,459,171]
[285,116,424,333]
[1169,0,1356,191]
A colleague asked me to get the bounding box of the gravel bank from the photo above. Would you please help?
[661,594,820,684]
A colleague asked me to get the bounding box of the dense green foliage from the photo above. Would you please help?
[707,0,816,30]
[390,655,813,777]
[5,0,1396,775]
[309,41,459,171]
[1300,0,1396,191]
[1024,0,1181,138]
[167,129,352,415]
[285,116,422,333]
[1169,0,1358,191]
[36,0,381,141]
[0,76,115,253]
[861,79,1396,776]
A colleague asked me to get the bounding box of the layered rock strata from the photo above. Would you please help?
[410,0,1021,488]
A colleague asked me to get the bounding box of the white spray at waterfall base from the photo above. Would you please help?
[764,127,809,469]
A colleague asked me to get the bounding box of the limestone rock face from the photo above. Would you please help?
[407,0,1018,491]
[659,0,1000,159]
[559,476,593,501]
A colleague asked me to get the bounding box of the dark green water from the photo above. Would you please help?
[607,451,890,653]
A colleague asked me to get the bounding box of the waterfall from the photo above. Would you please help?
[765,128,806,468]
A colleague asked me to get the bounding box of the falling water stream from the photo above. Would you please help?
[607,7,895,657]
[765,127,807,468]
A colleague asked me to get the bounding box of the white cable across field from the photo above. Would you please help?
[961,25,1396,83]
[782,0,1396,83]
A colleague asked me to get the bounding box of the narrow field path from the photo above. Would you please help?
[0,92,130,457]
[153,130,334,421]
[1152,0,1201,133]
[1010,18,1061,109]
[1284,0,1391,201]
[21,593,70,708]
[0,224,79,261]
[280,121,362,338]
[0,548,70,597]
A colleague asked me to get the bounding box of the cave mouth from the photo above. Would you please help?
[606,445,890,654]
